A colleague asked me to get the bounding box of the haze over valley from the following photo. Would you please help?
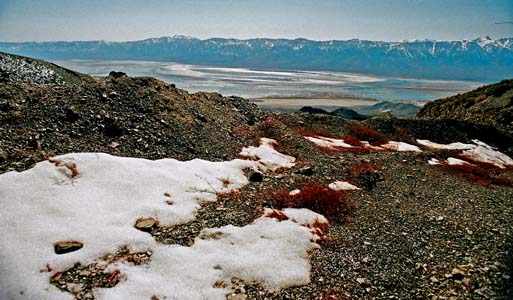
[54,58,482,112]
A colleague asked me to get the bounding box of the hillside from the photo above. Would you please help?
[1,55,513,300]
[1,36,513,81]
[417,79,513,131]
[0,52,91,84]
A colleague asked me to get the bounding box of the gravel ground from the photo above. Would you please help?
[1,73,512,299]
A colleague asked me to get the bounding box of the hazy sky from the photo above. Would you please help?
[0,0,512,42]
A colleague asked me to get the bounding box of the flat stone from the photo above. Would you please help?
[54,241,83,254]
[134,217,159,232]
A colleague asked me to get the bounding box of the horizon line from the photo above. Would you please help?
[1,35,512,44]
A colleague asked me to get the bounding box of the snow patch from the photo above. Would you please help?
[419,139,513,168]
[428,158,441,165]
[447,157,472,166]
[0,139,306,300]
[289,189,301,196]
[305,136,421,152]
[304,136,353,149]
[96,213,320,300]
[328,181,361,191]
[380,141,422,152]
[240,138,296,171]
[416,139,475,150]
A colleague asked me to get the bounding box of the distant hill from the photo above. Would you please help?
[0,52,91,84]
[299,106,331,115]
[417,79,513,130]
[1,36,512,81]
[330,107,367,120]
[355,101,422,117]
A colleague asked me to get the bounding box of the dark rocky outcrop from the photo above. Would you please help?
[0,54,263,173]
[299,106,330,115]
[330,107,367,120]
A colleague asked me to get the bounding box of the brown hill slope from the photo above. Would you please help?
[417,79,513,131]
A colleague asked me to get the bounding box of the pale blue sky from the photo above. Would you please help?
[0,0,512,42]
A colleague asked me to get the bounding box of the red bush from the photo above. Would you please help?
[297,125,340,139]
[350,163,380,177]
[441,164,491,186]
[341,135,364,147]
[265,209,289,221]
[271,182,355,223]
[440,163,512,186]
[491,176,511,186]
[256,116,284,138]
[349,163,382,189]
[349,124,388,146]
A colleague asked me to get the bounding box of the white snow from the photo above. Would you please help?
[447,157,472,166]
[305,136,421,152]
[461,142,513,169]
[416,139,475,150]
[0,139,312,300]
[240,138,296,171]
[428,158,441,165]
[419,139,513,168]
[380,141,422,152]
[328,181,361,191]
[96,213,320,300]
[304,136,353,149]
[263,208,329,243]
[289,189,301,196]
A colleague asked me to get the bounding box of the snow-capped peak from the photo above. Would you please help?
[476,36,495,48]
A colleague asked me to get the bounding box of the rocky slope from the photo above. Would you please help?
[1,55,513,300]
[417,79,513,131]
[0,59,262,173]
[0,52,90,84]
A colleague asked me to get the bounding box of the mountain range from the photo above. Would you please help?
[1,35,512,81]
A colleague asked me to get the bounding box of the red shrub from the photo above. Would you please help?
[297,125,340,139]
[393,126,411,142]
[308,219,330,241]
[272,182,355,223]
[440,164,492,186]
[256,116,284,138]
[434,159,513,186]
[349,163,382,189]
[265,209,289,221]
[232,124,253,136]
[349,124,388,146]
[341,135,364,147]
[491,176,511,186]
[456,155,499,171]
